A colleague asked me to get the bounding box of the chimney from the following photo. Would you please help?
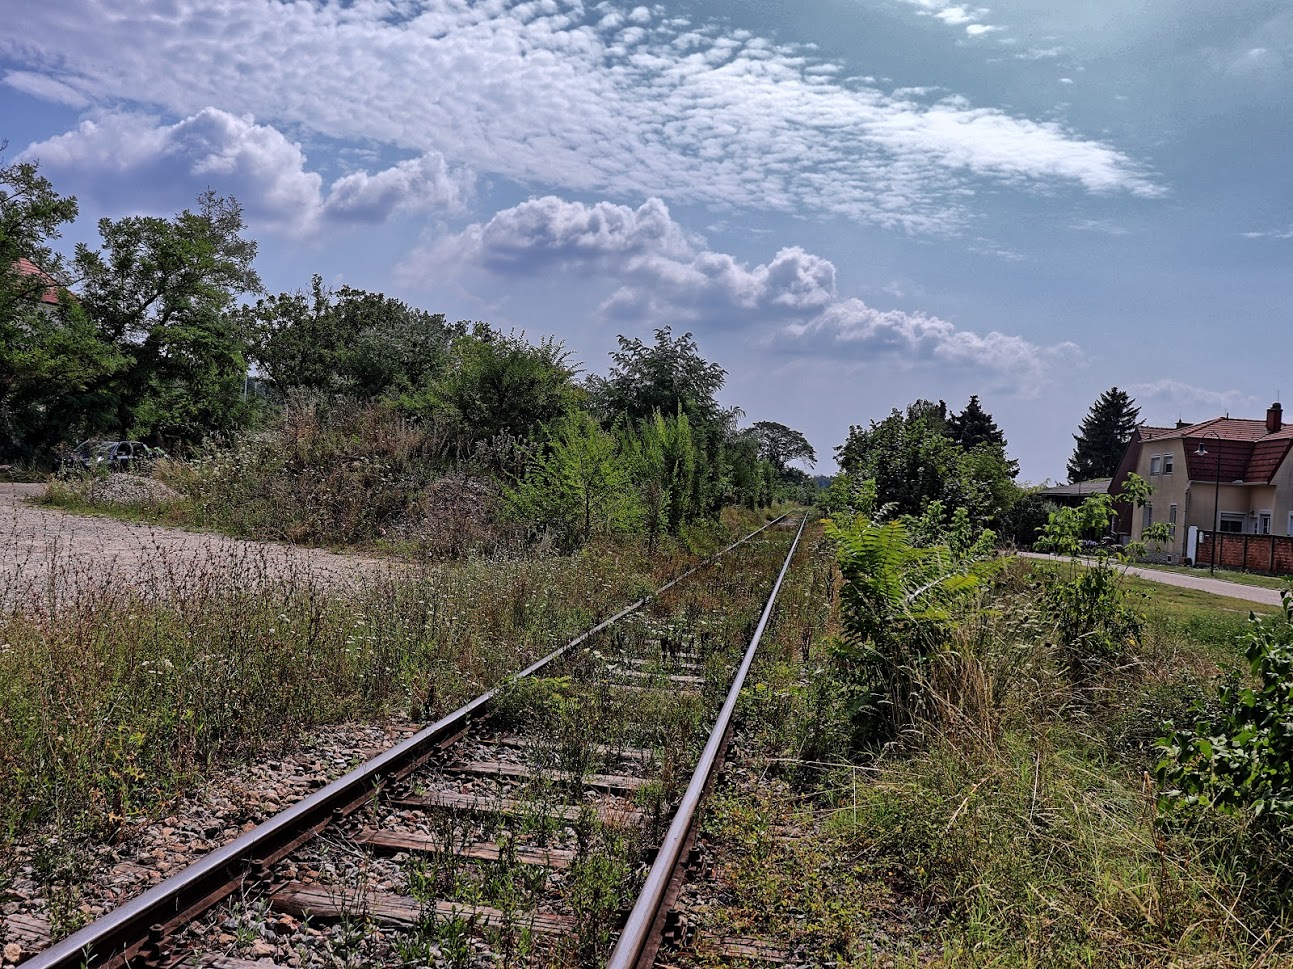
[1267,402,1283,434]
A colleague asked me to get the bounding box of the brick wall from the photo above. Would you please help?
[1195,533,1293,575]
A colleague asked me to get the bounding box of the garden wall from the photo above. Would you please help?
[1194,532,1293,576]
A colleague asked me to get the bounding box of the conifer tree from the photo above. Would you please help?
[1067,387,1140,482]
[948,395,1005,449]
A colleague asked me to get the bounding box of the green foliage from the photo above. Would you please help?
[428,327,579,446]
[743,420,816,469]
[0,154,79,296]
[587,326,729,429]
[506,411,642,548]
[1157,594,1293,826]
[834,397,1020,529]
[825,515,993,744]
[245,274,463,399]
[74,191,262,444]
[1032,477,1164,680]
[816,474,876,518]
[0,157,121,460]
[1067,385,1140,483]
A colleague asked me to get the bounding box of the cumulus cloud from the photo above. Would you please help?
[410,195,1078,386]
[1129,380,1261,416]
[895,0,1001,38]
[2,0,1160,235]
[19,109,468,236]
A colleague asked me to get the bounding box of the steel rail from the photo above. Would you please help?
[608,513,809,969]
[22,513,790,969]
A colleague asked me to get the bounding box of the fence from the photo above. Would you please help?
[1194,532,1293,576]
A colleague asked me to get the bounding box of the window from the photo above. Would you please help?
[1163,453,1174,474]
[1219,512,1245,533]
[1149,455,1162,475]
[1169,503,1177,537]
[1143,503,1153,530]
[1259,512,1272,535]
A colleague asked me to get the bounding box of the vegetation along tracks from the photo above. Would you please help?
[21,513,806,968]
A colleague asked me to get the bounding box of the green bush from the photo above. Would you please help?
[1157,594,1293,826]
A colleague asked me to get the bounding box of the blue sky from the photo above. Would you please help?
[3,0,1290,481]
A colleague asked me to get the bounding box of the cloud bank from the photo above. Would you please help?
[410,195,1079,387]
[5,0,1160,234]
[20,109,469,236]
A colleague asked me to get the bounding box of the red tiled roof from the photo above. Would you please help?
[12,257,62,305]
[1145,416,1293,484]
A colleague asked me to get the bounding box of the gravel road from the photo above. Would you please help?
[0,483,396,604]
[1016,550,1286,608]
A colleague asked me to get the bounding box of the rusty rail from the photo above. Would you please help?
[21,513,789,969]
[608,513,808,969]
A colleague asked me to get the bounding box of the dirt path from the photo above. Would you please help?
[1017,550,1286,607]
[0,483,398,604]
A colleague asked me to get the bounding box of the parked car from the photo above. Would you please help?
[61,439,165,473]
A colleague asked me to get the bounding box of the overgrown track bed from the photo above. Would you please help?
[19,515,805,968]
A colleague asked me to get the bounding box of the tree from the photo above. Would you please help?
[587,327,730,429]
[835,397,1021,527]
[507,411,640,547]
[428,326,579,445]
[0,152,80,318]
[948,395,1005,451]
[1067,387,1140,482]
[74,191,262,444]
[835,404,963,518]
[245,276,462,399]
[743,420,816,470]
[0,156,127,459]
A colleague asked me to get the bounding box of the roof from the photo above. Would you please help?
[1137,415,1293,485]
[11,257,62,305]
[1039,479,1112,499]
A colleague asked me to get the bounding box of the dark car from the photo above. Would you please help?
[61,439,164,473]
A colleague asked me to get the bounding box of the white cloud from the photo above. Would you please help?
[2,0,1160,235]
[1242,226,1293,240]
[3,71,90,108]
[1129,380,1260,416]
[409,194,1078,387]
[894,0,1002,39]
[20,109,468,236]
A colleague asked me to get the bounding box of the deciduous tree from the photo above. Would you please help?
[75,191,262,443]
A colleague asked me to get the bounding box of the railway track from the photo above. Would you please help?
[20,513,807,969]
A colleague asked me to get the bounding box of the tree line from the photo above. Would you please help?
[1,157,817,545]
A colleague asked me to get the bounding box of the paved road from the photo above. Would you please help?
[0,483,397,605]
[1017,551,1286,608]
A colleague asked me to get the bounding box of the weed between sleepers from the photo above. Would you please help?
[232,524,801,968]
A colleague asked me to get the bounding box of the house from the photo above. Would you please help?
[1038,478,1113,508]
[1109,404,1293,566]
[8,257,65,315]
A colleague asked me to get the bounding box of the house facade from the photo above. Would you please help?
[1108,404,1293,563]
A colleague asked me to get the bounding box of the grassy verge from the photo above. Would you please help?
[0,505,783,843]
[1128,560,1293,593]
[674,542,1293,966]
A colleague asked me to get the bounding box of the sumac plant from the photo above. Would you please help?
[1157,593,1293,826]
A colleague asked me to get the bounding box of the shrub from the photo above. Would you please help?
[1157,594,1293,827]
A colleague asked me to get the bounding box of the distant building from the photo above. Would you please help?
[9,257,65,315]
[1109,405,1293,566]
[1037,478,1112,508]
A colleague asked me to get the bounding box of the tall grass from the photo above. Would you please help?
[0,507,779,840]
[700,545,1293,966]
